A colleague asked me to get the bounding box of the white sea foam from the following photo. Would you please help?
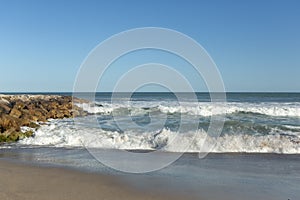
[18,119,300,154]
[76,102,300,117]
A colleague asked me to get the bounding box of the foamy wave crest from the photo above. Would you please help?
[76,102,300,117]
[19,119,300,154]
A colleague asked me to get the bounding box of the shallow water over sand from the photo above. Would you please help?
[1,148,299,200]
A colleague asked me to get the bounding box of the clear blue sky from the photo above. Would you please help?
[0,0,299,92]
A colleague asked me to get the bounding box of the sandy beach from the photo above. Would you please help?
[0,159,184,200]
[1,149,300,200]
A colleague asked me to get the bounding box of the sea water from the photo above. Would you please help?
[1,92,300,199]
[15,92,300,153]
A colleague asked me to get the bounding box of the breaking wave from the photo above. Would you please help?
[76,102,300,117]
[18,118,300,154]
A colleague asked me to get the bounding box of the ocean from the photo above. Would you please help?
[7,92,300,153]
[1,92,300,199]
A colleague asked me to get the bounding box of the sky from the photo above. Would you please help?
[0,0,300,92]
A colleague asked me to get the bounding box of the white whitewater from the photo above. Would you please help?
[76,101,300,117]
[19,118,300,154]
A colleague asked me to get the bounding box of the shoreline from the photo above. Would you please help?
[1,150,299,200]
[0,159,184,200]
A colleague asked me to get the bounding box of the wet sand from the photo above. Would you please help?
[0,160,183,200]
[1,149,300,200]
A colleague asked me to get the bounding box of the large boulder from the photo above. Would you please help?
[9,108,22,118]
[0,114,21,132]
[0,102,11,114]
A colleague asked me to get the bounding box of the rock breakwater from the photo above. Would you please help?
[0,95,87,143]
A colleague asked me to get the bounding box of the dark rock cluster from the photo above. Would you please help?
[0,95,87,143]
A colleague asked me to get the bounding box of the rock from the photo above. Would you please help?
[0,103,11,114]
[71,110,80,117]
[0,95,88,143]
[2,128,20,142]
[9,108,22,118]
[14,100,26,109]
[46,109,56,119]
[0,114,21,132]
[0,128,33,142]
[54,111,64,119]
[27,122,40,129]
[19,130,34,139]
